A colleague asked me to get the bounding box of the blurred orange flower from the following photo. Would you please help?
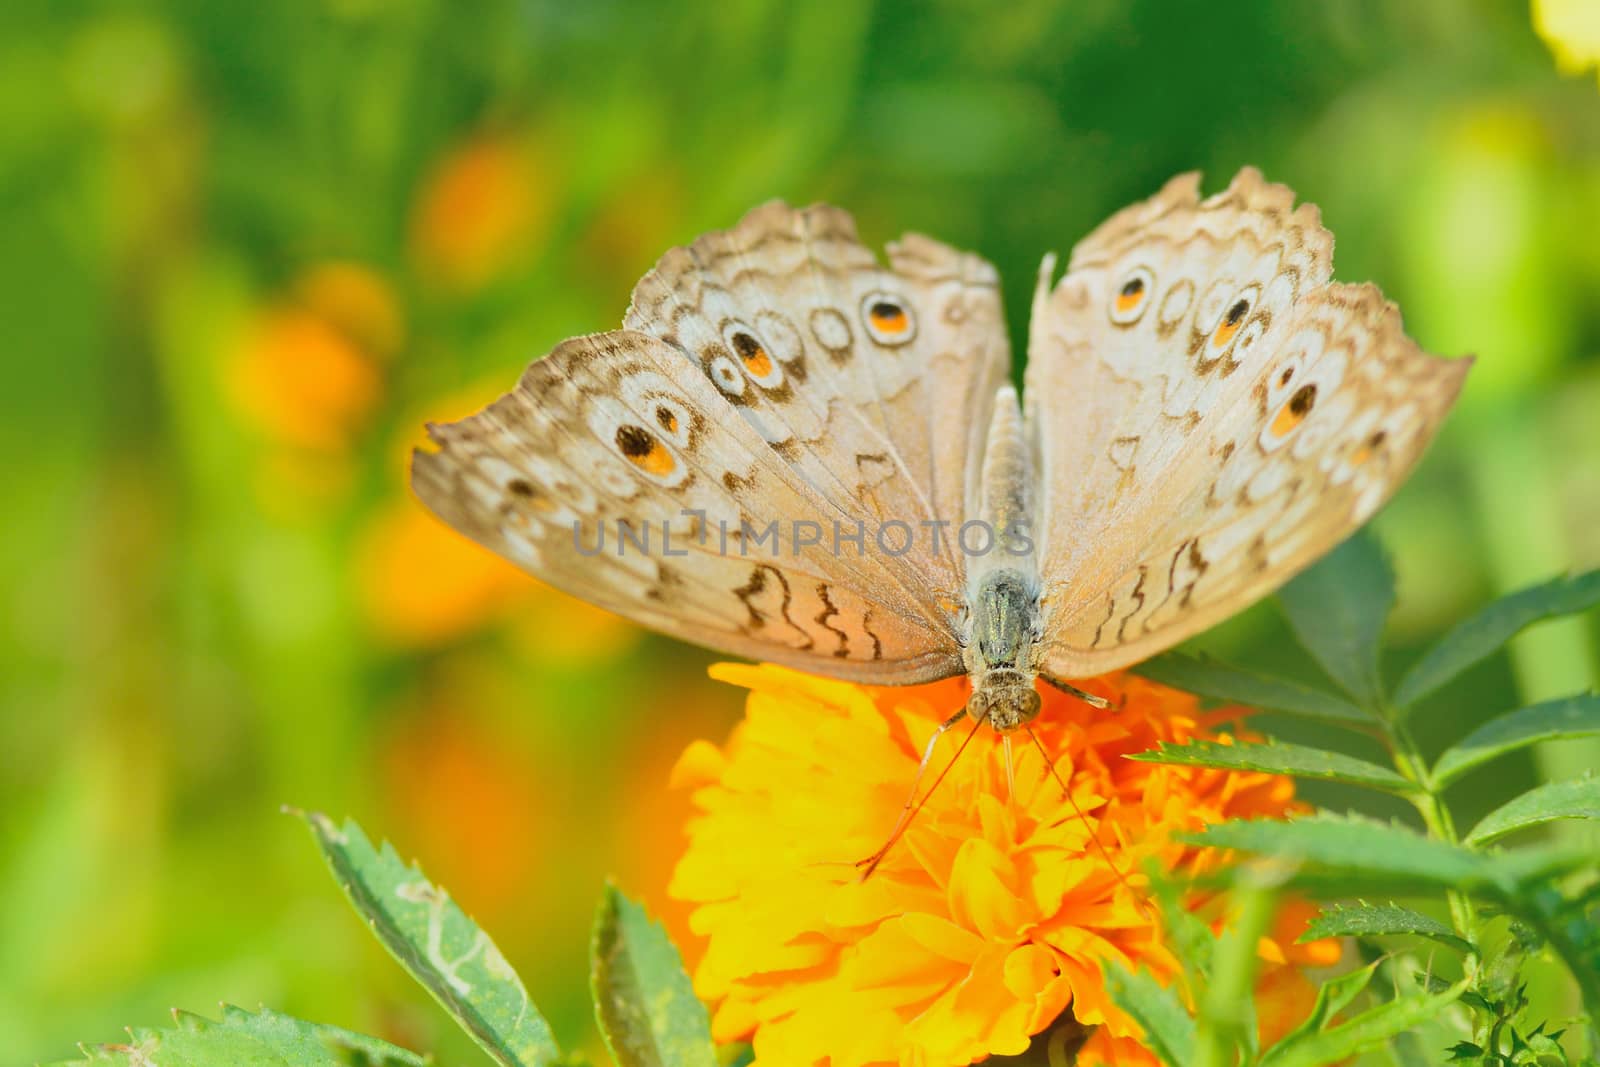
[358,494,640,659]
[379,693,550,922]
[670,666,1338,1066]
[356,499,532,647]
[410,132,548,290]
[226,261,398,453]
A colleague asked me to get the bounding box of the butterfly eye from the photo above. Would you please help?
[1109,267,1155,325]
[615,423,679,480]
[1268,384,1318,439]
[861,292,917,346]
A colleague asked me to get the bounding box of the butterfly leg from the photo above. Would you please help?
[855,707,980,881]
[1039,673,1110,709]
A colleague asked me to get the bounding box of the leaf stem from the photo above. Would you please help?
[1382,714,1480,954]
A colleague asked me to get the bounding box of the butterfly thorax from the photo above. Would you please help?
[964,568,1043,732]
[961,385,1043,733]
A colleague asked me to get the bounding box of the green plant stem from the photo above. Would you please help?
[1383,716,1481,954]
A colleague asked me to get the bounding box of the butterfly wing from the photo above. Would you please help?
[412,202,1011,682]
[413,330,964,681]
[1026,168,1470,678]
[625,201,1011,606]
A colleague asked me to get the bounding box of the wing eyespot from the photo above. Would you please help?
[615,423,681,481]
[1205,285,1261,357]
[1350,429,1387,467]
[1109,267,1155,325]
[720,321,785,388]
[861,292,917,346]
[707,352,747,398]
[1270,384,1318,437]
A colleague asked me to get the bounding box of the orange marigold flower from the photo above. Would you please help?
[225,261,399,455]
[669,665,1339,1066]
[410,132,548,291]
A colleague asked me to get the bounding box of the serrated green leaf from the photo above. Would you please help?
[1277,532,1394,708]
[1432,692,1600,786]
[299,811,563,1067]
[1131,739,1414,793]
[1253,978,1468,1067]
[54,1005,426,1066]
[1183,814,1501,893]
[1259,959,1381,1064]
[1134,653,1376,726]
[590,883,717,1067]
[1393,569,1600,708]
[1103,964,1195,1067]
[1300,902,1473,954]
[1465,776,1600,845]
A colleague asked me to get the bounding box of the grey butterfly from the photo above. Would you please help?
[412,169,1469,747]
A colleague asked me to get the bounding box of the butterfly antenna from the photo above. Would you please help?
[1002,735,1017,808]
[857,709,984,881]
[1022,724,1154,920]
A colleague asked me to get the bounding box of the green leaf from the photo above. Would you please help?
[1258,959,1381,1064]
[590,882,717,1067]
[54,1005,426,1066]
[1465,776,1600,845]
[1255,978,1468,1067]
[1103,964,1195,1067]
[1184,814,1502,894]
[1134,653,1376,726]
[1432,692,1600,786]
[1393,569,1600,708]
[1300,902,1474,954]
[1131,739,1415,793]
[299,811,563,1067]
[1277,531,1394,708]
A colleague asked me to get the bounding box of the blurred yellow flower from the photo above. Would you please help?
[410,132,549,290]
[670,666,1337,1066]
[1533,0,1600,85]
[295,261,405,359]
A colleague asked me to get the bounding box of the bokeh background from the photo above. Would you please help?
[4,0,1599,1062]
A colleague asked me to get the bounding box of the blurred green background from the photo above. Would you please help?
[3,0,1599,1063]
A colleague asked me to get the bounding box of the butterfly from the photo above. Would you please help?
[412,168,1468,799]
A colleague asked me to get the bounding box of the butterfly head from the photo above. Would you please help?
[968,671,1041,733]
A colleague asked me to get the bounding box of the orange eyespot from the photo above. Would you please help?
[507,478,554,512]
[616,424,676,477]
[1270,384,1318,438]
[656,406,678,434]
[1212,298,1249,348]
[861,292,917,345]
[1350,430,1386,466]
[869,302,908,335]
[731,332,773,378]
[732,335,774,382]
[1115,278,1145,314]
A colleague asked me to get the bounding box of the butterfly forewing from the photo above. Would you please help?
[1025,168,1470,678]
[412,202,1015,682]
[624,202,1011,605]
